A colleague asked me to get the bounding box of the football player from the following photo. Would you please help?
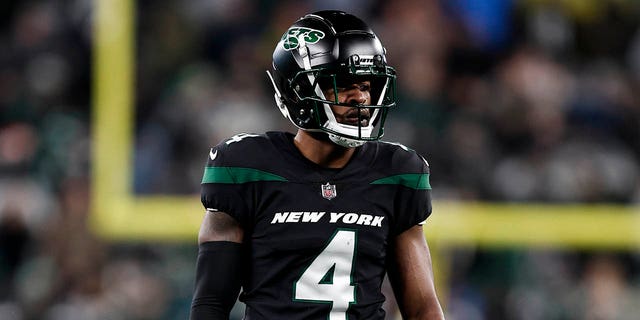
[191,10,445,320]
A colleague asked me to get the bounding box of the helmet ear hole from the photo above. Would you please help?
[293,105,314,127]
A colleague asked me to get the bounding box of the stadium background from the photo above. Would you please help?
[1,0,640,319]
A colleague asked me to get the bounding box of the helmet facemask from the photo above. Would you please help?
[289,55,397,147]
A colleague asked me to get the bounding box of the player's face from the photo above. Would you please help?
[322,80,372,127]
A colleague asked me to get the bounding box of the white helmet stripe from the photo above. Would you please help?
[368,78,389,126]
[376,78,389,105]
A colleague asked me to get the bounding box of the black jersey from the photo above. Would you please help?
[201,131,432,320]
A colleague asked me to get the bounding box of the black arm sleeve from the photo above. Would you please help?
[190,241,243,320]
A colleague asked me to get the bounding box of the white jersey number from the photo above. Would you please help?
[225,133,260,145]
[294,229,357,320]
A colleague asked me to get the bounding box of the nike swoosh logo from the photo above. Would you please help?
[209,149,218,161]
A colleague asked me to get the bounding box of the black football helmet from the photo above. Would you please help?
[267,10,397,147]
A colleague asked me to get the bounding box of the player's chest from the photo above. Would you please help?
[249,180,394,253]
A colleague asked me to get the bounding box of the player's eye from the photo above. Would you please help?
[357,82,371,92]
[335,82,371,93]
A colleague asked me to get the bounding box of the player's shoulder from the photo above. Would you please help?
[206,132,280,167]
[367,140,430,174]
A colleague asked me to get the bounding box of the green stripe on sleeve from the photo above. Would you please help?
[370,173,431,190]
[201,167,288,184]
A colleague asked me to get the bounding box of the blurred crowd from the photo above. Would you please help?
[1,0,640,319]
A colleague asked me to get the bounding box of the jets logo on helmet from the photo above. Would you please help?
[282,27,325,51]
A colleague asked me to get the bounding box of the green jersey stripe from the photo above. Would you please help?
[370,173,431,190]
[202,167,288,184]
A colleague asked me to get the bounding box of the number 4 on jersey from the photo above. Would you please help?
[294,229,357,320]
[225,133,260,145]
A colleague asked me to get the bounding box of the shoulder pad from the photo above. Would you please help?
[377,140,430,174]
[365,141,431,190]
[206,133,268,167]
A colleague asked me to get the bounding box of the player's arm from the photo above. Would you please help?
[190,210,244,320]
[388,224,445,320]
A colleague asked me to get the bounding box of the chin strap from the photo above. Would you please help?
[328,133,366,148]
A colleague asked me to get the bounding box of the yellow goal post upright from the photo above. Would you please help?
[90,0,640,300]
[91,0,203,241]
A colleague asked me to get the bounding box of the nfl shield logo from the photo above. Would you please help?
[321,182,337,200]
